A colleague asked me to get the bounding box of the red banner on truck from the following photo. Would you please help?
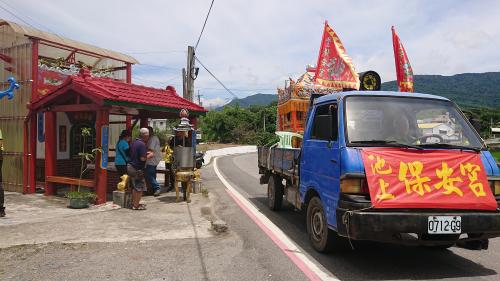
[361,148,497,210]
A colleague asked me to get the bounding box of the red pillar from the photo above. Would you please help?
[23,118,29,193]
[44,111,56,196]
[126,115,132,132]
[126,63,132,83]
[291,111,298,132]
[29,113,37,193]
[94,110,109,204]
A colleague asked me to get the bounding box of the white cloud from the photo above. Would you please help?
[200,97,228,109]
[2,0,499,99]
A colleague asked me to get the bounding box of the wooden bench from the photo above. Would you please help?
[45,176,94,192]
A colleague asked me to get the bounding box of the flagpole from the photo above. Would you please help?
[392,26,400,91]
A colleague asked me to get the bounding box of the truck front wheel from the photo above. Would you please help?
[267,175,283,211]
[307,197,335,253]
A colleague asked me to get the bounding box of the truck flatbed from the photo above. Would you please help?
[258,146,300,182]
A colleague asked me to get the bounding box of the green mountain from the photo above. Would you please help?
[219,72,500,109]
[221,93,277,108]
[381,72,500,108]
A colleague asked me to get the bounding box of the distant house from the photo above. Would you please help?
[149,119,168,131]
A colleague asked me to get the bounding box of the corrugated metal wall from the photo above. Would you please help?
[0,24,32,192]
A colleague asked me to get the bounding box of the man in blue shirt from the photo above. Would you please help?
[127,128,152,210]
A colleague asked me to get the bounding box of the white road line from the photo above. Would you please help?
[214,157,340,281]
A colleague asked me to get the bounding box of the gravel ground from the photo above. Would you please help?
[0,233,241,281]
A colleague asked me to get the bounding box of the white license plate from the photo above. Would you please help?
[427,216,461,234]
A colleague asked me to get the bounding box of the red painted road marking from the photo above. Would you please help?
[214,157,339,281]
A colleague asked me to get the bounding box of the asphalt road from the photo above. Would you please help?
[216,152,500,281]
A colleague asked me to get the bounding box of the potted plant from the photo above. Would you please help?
[66,127,101,209]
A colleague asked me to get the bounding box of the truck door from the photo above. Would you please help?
[301,103,340,228]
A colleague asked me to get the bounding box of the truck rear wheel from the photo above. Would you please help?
[267,175,283,211]
[307,196,348,253]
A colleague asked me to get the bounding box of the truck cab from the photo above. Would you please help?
[259,90,500,252]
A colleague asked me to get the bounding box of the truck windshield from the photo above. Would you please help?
[344,96,483,150]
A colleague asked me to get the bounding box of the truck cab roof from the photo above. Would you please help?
[314,90,450,105]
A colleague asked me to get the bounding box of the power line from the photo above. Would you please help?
[135,64,180,71]
[0,2,35,28]
[194,56,239,100]
[0,1,68,44]
[0,0,55,33]
[124,50,186,55]
[199,87,276,91]
[134,76,181,86]
[194,0,214,51]
[133,77,166,84]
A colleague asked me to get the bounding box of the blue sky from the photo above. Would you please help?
[1,0,499,107]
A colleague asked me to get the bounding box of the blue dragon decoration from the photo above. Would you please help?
[0,77,20,100]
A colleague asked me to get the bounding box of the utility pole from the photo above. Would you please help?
[182,68,187,98]
[183,46,196,102]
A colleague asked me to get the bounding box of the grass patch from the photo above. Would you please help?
[491,151,500,163]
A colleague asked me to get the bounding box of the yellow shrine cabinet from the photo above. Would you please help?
[277,66,341,134]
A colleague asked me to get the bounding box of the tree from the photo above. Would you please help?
[200,102,278,145]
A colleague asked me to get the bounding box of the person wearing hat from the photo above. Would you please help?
[0,129,4,217]
[115,130,131,176]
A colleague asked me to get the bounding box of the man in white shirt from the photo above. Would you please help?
[146,126,162,196]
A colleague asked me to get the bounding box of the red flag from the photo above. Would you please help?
[392,26,414,92]
[313,21,359,90]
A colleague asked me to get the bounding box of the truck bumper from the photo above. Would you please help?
[336,208,500,246]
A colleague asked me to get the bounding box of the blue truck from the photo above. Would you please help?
[258,91,500,252]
